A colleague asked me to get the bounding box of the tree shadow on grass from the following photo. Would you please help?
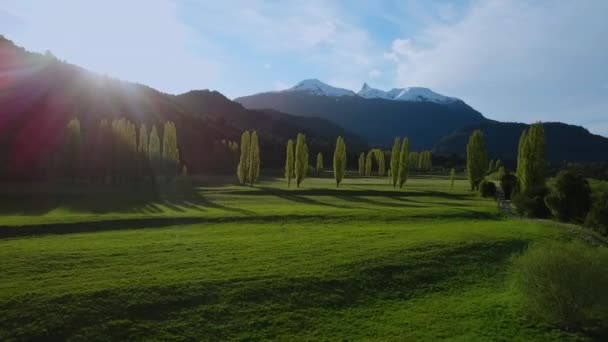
[227,187,470,201]
[0,181,249,217]
[0,239,530,341]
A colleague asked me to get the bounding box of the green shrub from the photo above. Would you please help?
[500,172,517,200]
[512,185,550,218]
[585,191,608,236]
[479,180,497,198]
[545,171,592,223]
[514,241,608,330]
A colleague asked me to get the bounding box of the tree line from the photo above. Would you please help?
[58,117,181,183]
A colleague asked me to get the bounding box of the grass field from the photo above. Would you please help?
[0,174,600,341]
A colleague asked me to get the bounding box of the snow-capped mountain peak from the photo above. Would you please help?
[357,83,391,99]
[388,87,459,103]
[277,79,459,103]
[283,79,356,97]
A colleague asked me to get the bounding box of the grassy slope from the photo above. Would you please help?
[0,176,590,341]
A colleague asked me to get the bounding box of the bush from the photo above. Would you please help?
[585,191,608,236]
[514,241,608,330]
[545,171,592,223]
[512,185,551,218]
[479,180,497,197]
[500,172,517,200]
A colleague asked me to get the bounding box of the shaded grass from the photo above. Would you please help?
[0,176,595,341]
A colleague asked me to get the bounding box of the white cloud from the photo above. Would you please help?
[386,0,608,135]
[1,0,222,94]
[263,63,272,69]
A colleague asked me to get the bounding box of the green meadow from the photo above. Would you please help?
[0,175,600,341]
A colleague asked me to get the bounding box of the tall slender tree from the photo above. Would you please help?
[285,139,295,187]
[409,152,419,172]
[333,136,347,187]
[466,130,488,190]
[365,151,373,176]
[516,122,545,193]
[249,131,260,185]
[237,130,251,185]
[138,124,148,155]
[295,133,308,187]
[390,137,400,188]
[376,150,386,177]
[398,138,409,188]
[488,159,496,174]
[162,121,180,180]
[65,118,81,180]
[358,152,365,176]
[316,152,324,176]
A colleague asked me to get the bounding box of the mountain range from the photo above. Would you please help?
[1,35,607,180]
[236,80,608,161]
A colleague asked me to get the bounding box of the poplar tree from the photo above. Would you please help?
[149,125,161,161]
[333,136,346,187]
[358,152,365,176]
[316,152,323,175]
[237,130,251,185]
[466,130,488,190]
[488,159,496,174]
[65,118,81,180]
[516,122,545,193]
[450,168,456,189]
[162,121,180,180]
[285,139,294,187]
[375,149,386,176]
[365,151,373,176]
[138,124,148,155]
[409,152,419,172]
[398,138,409,188]
[390,137,400,188]
[495,159,503,171]
[249,131,260,185]
[148,124,161,181]
[294,133,308,187]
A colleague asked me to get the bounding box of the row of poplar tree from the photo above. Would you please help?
[357,149,433,178]
[61,117,180,182]
[283,134,347,188]
[466,122,545,193]
[236,131,260,185]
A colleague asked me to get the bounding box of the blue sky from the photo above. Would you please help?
[1,0,607,136]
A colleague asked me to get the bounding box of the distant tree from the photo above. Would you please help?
[237,130,251,185]
[365,151,373,176]
[496,166,506,181]
[249,131,260,185]
[295,133,308,187]
[450,168,456,189]
[409,151,419,172]
[419,151,432,171]
[495,159,503,172]
[488,159,496,174]
[398,138,409,188]
[64,118,81,180]
[138,124,148,155]
[466,130,488,191]
[517,123,546,193]
[285,139,294,187]
[545,171,592,223]
[333,136,346,187]
[316,152,323,175]
[148,124,161,181]
[162,121,180,180]
[500,172,517,200]
[149,125,161,161]
[375,149,386,176]
[390,137,400,188]
[358,152,365,176]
